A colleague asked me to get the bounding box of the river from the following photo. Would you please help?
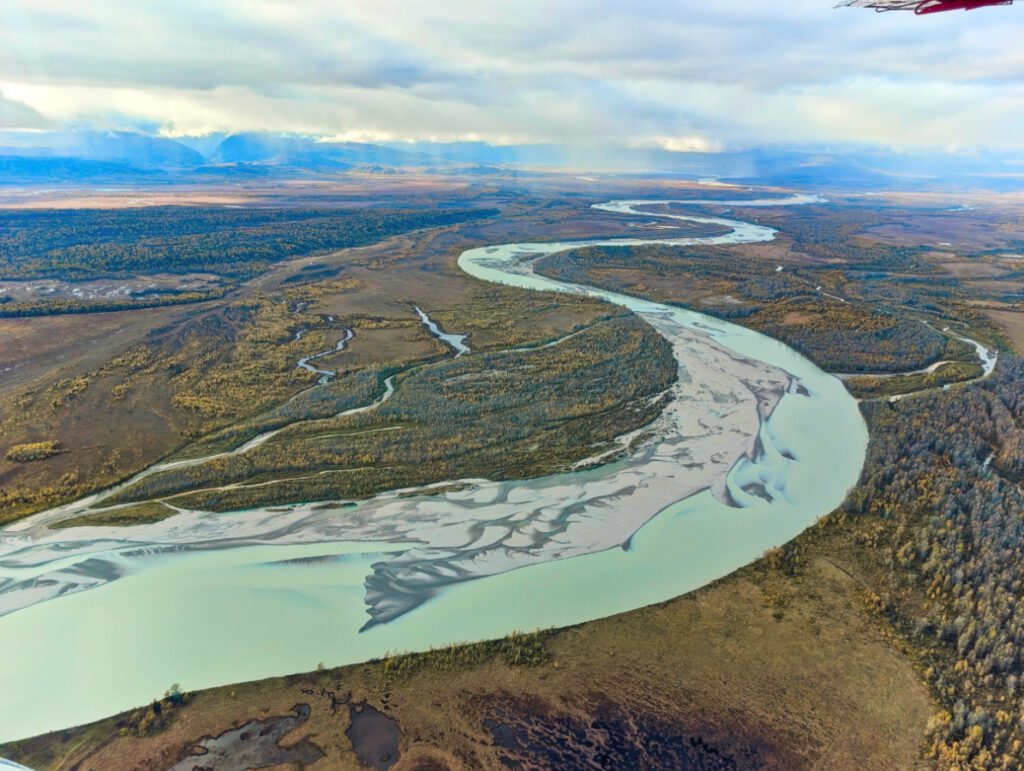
[0,195,868,742]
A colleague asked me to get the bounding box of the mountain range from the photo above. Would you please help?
[0,129,1020,191]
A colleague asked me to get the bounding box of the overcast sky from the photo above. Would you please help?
[1,0,1022,151]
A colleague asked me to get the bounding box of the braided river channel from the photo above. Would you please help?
[0,195,867,741]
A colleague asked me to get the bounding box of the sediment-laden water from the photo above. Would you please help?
[0,195,868,742]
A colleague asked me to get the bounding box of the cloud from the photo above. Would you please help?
[0,89,51,129]
[0,0,1022,149]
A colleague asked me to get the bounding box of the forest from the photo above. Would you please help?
[536,242,968,375]
[97,313,676,512]
[0,288,229,318]
[0,205,493,315]
[0,265,622,526]
[836,355,1024,767]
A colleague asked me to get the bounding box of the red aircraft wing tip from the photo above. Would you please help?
[841,0,1014,12]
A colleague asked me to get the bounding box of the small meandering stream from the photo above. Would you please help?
[0,194,877,742]
[296,324,355,385]
[834,323,997,390]
[415,306,471,356]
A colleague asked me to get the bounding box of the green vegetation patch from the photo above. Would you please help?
[845,360,984,399]
[378,630,552,681]
[4,440,61,463]
[53,501,178,529]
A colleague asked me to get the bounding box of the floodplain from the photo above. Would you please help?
[3,175,1024,768]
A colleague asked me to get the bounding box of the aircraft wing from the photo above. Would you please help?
[838,0,1012,11]
[838,0,925,7]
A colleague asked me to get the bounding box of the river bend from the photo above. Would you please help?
[0,195,867,742]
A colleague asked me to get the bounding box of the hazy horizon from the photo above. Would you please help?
[2,1,1024,155]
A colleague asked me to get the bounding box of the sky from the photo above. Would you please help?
[1,0,1023,152]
